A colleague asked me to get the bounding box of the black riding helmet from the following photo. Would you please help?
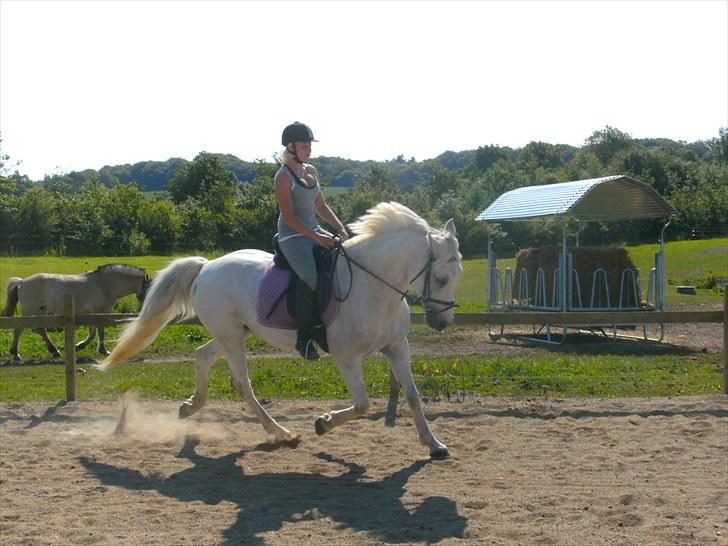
[281,122,317,146]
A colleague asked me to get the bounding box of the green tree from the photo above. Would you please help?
[584,126,634,165]
[474,144,510,171]
[138,199,181,252]
[15,187,58,252]
[177,199,218,251]
[101,183,145,253]
[338,165,401,222]
[167,152,238,203]
[708,127,728,164]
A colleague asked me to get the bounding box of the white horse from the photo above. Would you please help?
[100,202,463,458]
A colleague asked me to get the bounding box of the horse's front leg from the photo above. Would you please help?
[315,355,370,435]
[179,338,219,418]
[381,340,449,459]
[221,338,298,444]
[75,326,96,352]
[36,328,61,359]
[96,327,110,356]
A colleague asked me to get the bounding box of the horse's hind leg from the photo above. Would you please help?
[381,340,448,459]
[9,328,23,361]
[220,337,298,443]
[75,327,96,352]
[179,338,220,418]
[36,328,61,358]
[315,355,371,435]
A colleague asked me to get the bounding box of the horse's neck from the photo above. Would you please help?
[341,232,425,294]
[100,272,139,298]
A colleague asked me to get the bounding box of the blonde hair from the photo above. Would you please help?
[280,145,294,164]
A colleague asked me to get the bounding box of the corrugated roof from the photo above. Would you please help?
[475,175,677,222]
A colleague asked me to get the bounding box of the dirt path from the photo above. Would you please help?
[1,395,726,545]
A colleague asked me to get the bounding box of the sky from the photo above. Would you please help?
[1,0,726,181]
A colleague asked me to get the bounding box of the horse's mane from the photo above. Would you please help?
[94,264,146,277]
[348,202,430,239]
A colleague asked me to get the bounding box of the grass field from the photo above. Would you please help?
[0,350,722,402]
[0,238,725,401]
[1,238,725,312]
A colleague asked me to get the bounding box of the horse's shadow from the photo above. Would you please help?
[79,438,467,545]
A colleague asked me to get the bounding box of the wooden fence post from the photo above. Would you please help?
[63,295,76,401]
[724,289,727,395]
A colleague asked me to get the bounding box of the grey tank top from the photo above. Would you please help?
[276,164,321,241]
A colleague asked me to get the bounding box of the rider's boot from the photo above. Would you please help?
[293,283,320,360]
[311,302,329,354]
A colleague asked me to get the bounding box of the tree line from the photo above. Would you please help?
[1,126,726,258]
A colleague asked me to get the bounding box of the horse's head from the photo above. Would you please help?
[137,273,152,305]
[418,219,463,331]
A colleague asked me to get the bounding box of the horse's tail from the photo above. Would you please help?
[99,257,208,370]
[2,277,22,317]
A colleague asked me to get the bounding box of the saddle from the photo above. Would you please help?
[256,236,339,352]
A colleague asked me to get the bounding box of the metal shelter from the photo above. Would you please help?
[475,175,678,342]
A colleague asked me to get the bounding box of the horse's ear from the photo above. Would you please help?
[443,218,456,238]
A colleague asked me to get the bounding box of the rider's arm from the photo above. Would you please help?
[309,165,348,240]
[314,193,349,240]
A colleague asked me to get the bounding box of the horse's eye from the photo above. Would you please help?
[447,256,457,263]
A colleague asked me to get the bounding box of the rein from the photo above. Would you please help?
[333,236,457,315]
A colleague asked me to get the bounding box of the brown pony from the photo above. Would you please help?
[3,264,151,361]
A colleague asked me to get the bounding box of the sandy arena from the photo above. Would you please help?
[1,392,726,546]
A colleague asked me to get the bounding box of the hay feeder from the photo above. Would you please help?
[475,175,677,343]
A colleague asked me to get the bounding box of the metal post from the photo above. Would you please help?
[561,224,567,312]
[63,294,76,402]
[658,218,672,312]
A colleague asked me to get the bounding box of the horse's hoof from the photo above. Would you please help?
[11,354,22,363]
[178,404,194,419]
[278,434,301,447]
[430,446,450,460]
[99,349,110,356]
[315,418,326,435]
[315,415,332,435]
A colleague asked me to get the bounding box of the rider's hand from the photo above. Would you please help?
[314,232,336,249]
[337,229,349,242]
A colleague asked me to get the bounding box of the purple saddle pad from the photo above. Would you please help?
[257,262,339,330]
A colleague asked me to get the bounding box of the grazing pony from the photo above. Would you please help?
[3,264,151,361]
[100,203,462,458]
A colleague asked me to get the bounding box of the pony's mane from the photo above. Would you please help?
[95,264,146,276]
[348,202,430,238]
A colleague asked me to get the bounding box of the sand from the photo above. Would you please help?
[1,394,726,546]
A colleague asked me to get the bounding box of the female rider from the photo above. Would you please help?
[275,122,349,359]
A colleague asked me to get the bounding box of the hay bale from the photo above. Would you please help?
[513,246,641,308]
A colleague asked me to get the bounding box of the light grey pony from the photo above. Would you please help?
[3,264,151,361]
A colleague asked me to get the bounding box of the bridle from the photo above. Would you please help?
[137,273,152,303]
[334,235,458,316]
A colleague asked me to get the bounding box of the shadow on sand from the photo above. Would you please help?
[79,437,467,545]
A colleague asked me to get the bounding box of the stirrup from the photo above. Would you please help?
[296,338,319,360]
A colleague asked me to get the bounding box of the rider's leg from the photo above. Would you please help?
[278,237,320,360]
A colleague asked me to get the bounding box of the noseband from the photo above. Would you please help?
[335,236,458,316]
